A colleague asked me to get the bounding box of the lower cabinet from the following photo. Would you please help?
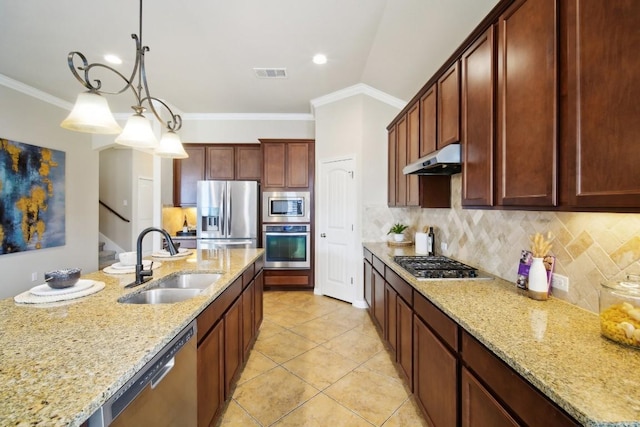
[413,311,458,426]
[197,259,263,427]
[363,254,579,427]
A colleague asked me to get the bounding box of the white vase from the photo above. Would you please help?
[393,233,404,242]
[528,257,549,300]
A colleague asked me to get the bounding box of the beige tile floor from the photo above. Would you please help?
[216,290,429,427]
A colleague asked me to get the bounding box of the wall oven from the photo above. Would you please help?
[263,224,310,269]
[262,191,310,223]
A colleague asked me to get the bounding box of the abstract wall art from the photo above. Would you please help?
[0,138,66,254]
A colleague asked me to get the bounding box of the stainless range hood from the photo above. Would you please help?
[402,143,461,175]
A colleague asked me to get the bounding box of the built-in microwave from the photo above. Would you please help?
[262,191,310,223]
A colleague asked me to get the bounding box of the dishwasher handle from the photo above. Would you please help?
[150,356,175,389]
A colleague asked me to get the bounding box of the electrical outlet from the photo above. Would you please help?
[551,273,569,292]
[440,242,448,252]
[31,272,38,282]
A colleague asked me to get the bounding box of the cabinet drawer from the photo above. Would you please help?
[461,331,577,426]
[242,263,255,288]
[413,291,458,351]
[372,255,385,275]
[197,276,242,343]
[385,267,413,306]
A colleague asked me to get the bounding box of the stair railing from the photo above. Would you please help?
[99,200,131,223]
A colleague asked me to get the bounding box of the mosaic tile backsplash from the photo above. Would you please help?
[363,175,640,313]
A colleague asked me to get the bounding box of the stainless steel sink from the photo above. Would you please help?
[119,288,203,304]
[151,273,222,290]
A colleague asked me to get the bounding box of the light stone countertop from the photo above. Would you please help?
[0,248,264,427]
[364,242,640,427]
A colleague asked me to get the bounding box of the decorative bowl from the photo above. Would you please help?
[45,268,81,289]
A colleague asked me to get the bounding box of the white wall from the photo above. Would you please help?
[314,93,400,305]
[0,86,99,299]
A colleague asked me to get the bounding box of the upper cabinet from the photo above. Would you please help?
[437,61,461,148]
[496,0,558,208]
[561,0,640,210]
[173,143,261,206]
[260,139,315,191]
[419,86,437,157]
[461,27,495,208]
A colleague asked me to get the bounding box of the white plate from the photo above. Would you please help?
[152,248,192,258]
[30,279,95,296]
[111,260,152,270]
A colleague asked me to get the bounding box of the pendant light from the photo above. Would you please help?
[61,0,187,158]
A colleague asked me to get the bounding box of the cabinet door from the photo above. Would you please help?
[461,367,519,427]
[406,102,421,207]
[372,268,385,330]
[385,283,397,353]
[235,145,262,181]
[224,297,242,398]
[262,143,286,188]
[420,85,437,157]
[197,320,224,427]
[395,116,408,206]
[396,296,413,389]
[496,0,558,207]
[206,146,235,180]
[254,270,264,331]
[414,314,458,427]
[173,145,205,206]
[563,0,640,209]
[438,61,461,148]
[461,27,495,207]
[286,143,309,188]
[242,280,255,360]
[387,128,397,207]
[364,260,373,309]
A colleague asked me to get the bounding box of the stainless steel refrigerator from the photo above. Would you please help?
[196,180,259,249]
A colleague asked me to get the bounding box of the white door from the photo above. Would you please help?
[317,157,356,303]
[137,177,154,255]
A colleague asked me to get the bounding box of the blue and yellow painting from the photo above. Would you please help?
[0,138,65,254]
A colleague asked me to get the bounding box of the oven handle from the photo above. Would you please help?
[264,232,310,237]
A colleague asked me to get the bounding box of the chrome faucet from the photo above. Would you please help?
[126,227,178,288]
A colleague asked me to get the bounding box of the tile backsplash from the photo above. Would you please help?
[363,175,640,313]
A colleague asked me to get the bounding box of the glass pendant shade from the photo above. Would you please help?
[115,113,158,148]
[60,92,122,134]
[155,130,188,158]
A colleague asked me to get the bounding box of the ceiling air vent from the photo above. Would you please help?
[253,68,287,79]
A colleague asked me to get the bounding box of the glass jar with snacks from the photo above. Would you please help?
[600,276,640,349]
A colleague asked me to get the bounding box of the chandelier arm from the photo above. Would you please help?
[140,96,183,132]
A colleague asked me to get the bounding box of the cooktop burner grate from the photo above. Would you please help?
[393,255,486,280]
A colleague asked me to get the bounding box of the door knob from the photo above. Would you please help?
[320,233,326,238]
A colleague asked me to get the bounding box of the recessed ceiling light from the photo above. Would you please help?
[104,54,122,65]
[313,54,327,65]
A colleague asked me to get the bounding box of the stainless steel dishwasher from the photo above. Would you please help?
[88,320,197,427]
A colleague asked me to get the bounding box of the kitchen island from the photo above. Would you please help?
[0,248,263,426]
[364,242,640,427]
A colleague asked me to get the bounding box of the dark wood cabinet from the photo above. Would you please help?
[254,269,264,332]
[420,85,437,157]
[384,283,397,352]
[173,145,206,206]
[260,139,314,190]
[438,61,461,148]
[364,257,373,309]
[406,102,421,207]
[413,298,459,427]
[387,127,397,207]
[174,143,261,207]
[372,265,385,331]
[197,320,224,427]
[461,27,495,208]
[562,0,640,210]
[461,367,519,427]
[395,115,408,206]
[241,280,255,361]
[496,0,558,208]
[396,296,413,388]
[223,295,242,398]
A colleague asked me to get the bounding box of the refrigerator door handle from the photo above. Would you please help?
[227,185,232,236]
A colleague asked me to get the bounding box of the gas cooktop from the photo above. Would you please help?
[393,255,491,280]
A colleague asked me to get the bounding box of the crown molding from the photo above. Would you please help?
[0,74,72,110]
[182,113,314,121]
[310,83,407,112]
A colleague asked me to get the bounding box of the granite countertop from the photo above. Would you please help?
[364,242,640,427]
[0,248,264,427]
